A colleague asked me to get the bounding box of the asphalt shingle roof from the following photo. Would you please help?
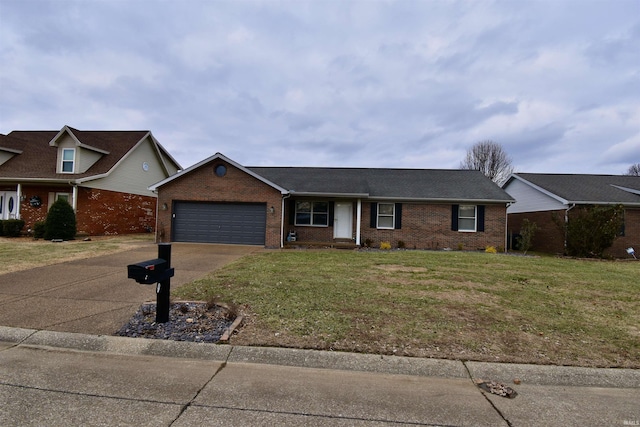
[0,128,150,180]
[510,173,640,205]
[248,167,514,202]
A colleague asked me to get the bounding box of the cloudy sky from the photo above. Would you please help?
[1,0,638,174]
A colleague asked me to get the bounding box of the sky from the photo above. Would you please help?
[1,0,639,174]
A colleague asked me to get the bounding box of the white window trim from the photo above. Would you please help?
[377,202,395,230]
[458,205,477,232]
[61,148,75,173]
[295,201,329,227]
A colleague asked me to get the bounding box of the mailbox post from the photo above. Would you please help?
[156,243,171,323]
[127,243,175,323]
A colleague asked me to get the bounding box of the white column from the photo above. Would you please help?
[72,185,78,212]
[16,183,22,219]
[356,199,362,246]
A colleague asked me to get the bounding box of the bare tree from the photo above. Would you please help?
[460,140,514,184]
[624,163,640,176]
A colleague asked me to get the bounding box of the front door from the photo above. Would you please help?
[0,192,18,220]
[333,202,353,239]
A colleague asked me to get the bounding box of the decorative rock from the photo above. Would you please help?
[476,380,518,399]
[116,302,234,343]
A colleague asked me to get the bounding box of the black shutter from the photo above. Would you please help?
[328,201,335,226]
[394,203,402,229]
[451,204,459,231]
[370,202,378,228]
[477,205,485,232]
[288,199,296,225]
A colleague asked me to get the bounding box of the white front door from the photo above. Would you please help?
[333,202,353,239]
[1,192,18,220]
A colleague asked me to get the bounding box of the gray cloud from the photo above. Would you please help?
[1,0,638,174]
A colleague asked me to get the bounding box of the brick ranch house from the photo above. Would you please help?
[150,153,515,249]
[0,126,181,235]
[502,173,640,257]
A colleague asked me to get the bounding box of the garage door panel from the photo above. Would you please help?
[173,202,266,245]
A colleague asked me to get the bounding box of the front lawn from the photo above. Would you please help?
[174,250,640,368]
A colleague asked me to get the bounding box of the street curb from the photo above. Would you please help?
[2,325,638,387]
[228,345,469,378]
[465,360,640,389]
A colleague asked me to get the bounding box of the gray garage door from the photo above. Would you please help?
[172,202,266,245]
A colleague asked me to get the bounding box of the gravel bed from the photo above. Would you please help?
[116,302,234,343]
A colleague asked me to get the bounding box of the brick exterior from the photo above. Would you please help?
[269,197,507,249]
[358,202,507,250]
[507,210,566,254]
[610,208,639,257]
[76,188,156,235]
[507,207,639,258]
[155,160,283,247]
[156,161,510,249]
[17,184,156,236]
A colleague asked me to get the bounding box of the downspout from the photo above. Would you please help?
[152,189,160,243]
[564,203,575,251]
[280,193,291,248]
[356,198,362,246]
[16,183,22,219]
[504,202,512,253]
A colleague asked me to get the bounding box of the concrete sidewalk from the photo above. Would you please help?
[1,327,639,427]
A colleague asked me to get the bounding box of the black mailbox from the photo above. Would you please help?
[127,258,174,285]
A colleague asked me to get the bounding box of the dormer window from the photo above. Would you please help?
[61,148,75,173]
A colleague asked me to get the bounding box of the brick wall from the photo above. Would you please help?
[17,184,156,236]
[155,160,283,247]
[285,200,507,250]
[507,207,639,258]
[360,202,507,250]
[507,210,566,254]
[606,207,638,258]
[76,188,156,235]
[17,184,53,230]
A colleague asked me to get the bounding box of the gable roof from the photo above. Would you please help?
[149,152,289,193]
[0,126,180,182]
[150,152,514,203]
[504,173,640,206]
[250,167,514,202]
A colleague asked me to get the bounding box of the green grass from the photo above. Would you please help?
[175,250,640,367]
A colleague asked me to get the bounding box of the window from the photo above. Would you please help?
[458,205,477,232]
[61,148,75,173]
[451,204,485,232]
[295,201,329,226]
[377,203,395,229]
[56,193,70,203]
[370,202,402,229]
[214,164,227,177]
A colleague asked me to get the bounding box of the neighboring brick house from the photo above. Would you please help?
[0,126,181,235]
[502,173,640,257]
[150,153,514,249]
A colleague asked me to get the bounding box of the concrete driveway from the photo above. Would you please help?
[0,243,260,335]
